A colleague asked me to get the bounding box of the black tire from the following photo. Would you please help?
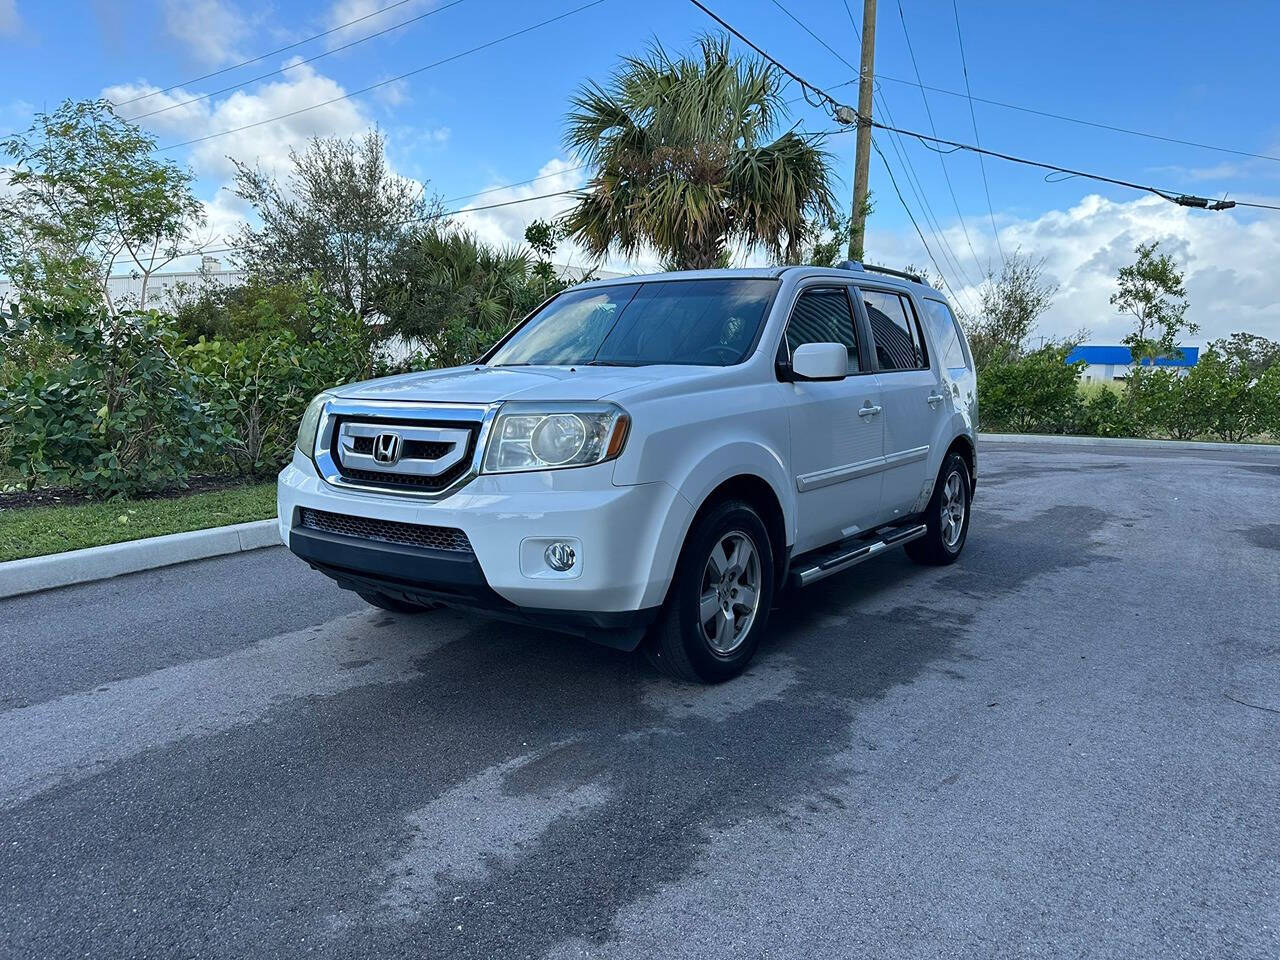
[645,499,775,683]
[358,591,440,614]
[905,452,971,566]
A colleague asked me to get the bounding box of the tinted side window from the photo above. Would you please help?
[920,298,971,371]
[862,290,926,371]
[785,287,861,374]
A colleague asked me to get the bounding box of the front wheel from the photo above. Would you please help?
[645,499,775,683]
[905,452,972,566]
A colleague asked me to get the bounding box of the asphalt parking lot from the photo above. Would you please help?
[1,439,1277,959]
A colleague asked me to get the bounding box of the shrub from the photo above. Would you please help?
[0,305,219,497]
[1191,350,1271,443]
[186,290,379,477]
[1074,383,1140,438]
[978,346,1083,433]
[168,276,317,343]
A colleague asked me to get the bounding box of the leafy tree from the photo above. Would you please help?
[902,262,945,294]
[977,344,1083,433]
[230,130,437,318]
[966,251,1058,369]
[778,211,853,268]
[1111,240,1197,366]
[1211,332,1280,380]
[378,225,538,367]
[0,99,206,314]
[561,34,836,269]
[524,218,588,299]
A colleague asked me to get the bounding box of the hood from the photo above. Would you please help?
[330,364,679,404]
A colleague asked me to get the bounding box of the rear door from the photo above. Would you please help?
[780,284,885,552]
[855,287,943,521]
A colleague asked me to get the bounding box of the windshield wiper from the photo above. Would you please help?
[585,359,642,367]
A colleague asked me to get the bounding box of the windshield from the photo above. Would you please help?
[487,278,778,367]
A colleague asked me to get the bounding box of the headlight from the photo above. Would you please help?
[296,392,331,455]
[483,402,630,474]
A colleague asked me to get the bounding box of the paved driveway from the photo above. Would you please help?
[2,441,1277,959]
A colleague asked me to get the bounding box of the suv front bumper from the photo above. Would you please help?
[277,452,692,646]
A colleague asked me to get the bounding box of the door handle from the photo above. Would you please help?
[927,393,945,407]
[858,404,882,417]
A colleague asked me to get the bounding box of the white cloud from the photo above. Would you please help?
[106,61,374,180]
[373,78,411,108]
[454,158,585,252]
[163,0,248,66]
[0,0,21,36]
[324,0,431,48]
[866,192,1280,344]
[451,159,667,274]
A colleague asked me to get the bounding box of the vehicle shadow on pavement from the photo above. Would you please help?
[0,503,1115,959]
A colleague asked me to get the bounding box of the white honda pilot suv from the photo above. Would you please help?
[279,262,977,682]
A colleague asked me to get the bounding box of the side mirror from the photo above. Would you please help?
[790,342,848,381]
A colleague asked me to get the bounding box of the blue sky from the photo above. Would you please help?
[3,0,1279,342]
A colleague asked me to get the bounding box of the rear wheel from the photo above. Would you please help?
[905,452,971,566]
[645,499,774,683]
[358,591,440,614]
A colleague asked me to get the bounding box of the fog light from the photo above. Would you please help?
[544,541,577,572]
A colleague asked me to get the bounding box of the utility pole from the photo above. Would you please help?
[848,0,877,262]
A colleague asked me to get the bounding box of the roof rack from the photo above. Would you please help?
[836,260,924,284]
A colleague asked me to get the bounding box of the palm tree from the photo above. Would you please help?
[561,35,837,271]
[379,226,537,367]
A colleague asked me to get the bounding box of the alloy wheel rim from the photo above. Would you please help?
[940,471,966,550]
[699,531,761,655]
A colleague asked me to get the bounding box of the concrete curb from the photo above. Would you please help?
[0,519,281,600]
[978,432,1280,455]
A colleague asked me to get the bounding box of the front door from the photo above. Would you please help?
[856,287,941,521]
[781,285,885,553]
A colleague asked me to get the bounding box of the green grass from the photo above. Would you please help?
[0,482,277,563]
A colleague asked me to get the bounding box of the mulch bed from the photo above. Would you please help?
[0,475,255,511]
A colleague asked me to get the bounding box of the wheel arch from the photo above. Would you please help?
[944,433,977,494]
[681,473,790,592]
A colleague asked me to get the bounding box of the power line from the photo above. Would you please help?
[190,188,586,258]
[686,0,1266,215]
[443,165,587,205]
[874,74,1280,166]
[951,0,1004,270]
[123,0,470,123]
[775,0,980,300]
[894,0,985,280]
[870,137,967,308]
[156,0,609,153]
[113,0,426,108]
[797,73,1280,169]
[831,0,984,303]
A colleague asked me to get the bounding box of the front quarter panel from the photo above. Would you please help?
[610,378,795,605]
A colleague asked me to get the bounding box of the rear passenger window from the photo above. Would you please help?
[861,290,927,371]
[920,299,971,371]
[784,287,861,374]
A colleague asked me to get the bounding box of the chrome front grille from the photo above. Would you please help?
[299,508,473,553]
[312,399,493,500]
[330,418,476,492]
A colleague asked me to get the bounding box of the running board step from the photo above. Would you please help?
[790,523,928,588]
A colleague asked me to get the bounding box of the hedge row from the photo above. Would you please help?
[0,293,391,498]
[978,345,1280,443]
